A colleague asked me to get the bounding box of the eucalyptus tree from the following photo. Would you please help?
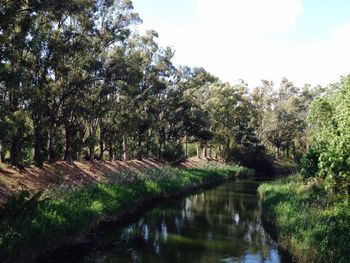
[111,31,176,160]
[206,82,255,157]
[0,0,35,165]
[250,80,274,140]
[258,78,316,159]
[181,67,218,158]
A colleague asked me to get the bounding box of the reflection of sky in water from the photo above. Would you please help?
[233,212,240,224]
[161,221,168,240]
[52,180,289,263]
[142,224,149,241]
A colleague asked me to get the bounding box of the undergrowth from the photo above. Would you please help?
[258,175,350,263]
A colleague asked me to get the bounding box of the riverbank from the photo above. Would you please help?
[0,158,217,205]
[0,163,254,262]
[258,175,350,263]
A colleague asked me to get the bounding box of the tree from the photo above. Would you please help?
[303,75,350,194]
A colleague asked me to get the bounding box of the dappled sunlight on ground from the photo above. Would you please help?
[0,158,224,205]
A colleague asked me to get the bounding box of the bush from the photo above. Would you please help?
[161,143,185,162]
[300,146,320,179]
[224,145,273,174]
[305,75,350,194]
[186,143,198,157]
[259,176,350,263]
[12,110,34,166]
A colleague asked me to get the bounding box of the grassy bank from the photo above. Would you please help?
[0,164,253,262]
[258,175,350,263]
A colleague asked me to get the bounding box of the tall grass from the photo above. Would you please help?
[258,175,350,263]
[0,165,254,260]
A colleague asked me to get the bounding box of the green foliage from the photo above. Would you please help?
[224,144,273,174]
[300,146,321,179]
[186,143,198,157]
[0,165,252,259]
[302,75,350,194]
[260,76,350,263]
[0,0,315,167]
[11,111,34,166]
[161,143,185,162]
[258,176,350,263]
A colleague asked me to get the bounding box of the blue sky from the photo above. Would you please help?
[278,0,350,41]
[132,0,350,87]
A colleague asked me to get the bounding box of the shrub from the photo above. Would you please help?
[259,176,350,263]
[161,143,185,163]
[224,145,273,174]
[300,146,320,179]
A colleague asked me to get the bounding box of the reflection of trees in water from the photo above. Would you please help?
[104,181,279,262]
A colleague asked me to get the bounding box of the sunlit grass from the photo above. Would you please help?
[0,165,253,260]
[258,176,350,263]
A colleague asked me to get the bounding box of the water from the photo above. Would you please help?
[56,178,289,263]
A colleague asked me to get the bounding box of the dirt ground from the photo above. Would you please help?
[0,158,221,205]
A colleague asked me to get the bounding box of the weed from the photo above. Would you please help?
[258,176,350,263]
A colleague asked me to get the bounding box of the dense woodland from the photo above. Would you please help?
[0,0,349,191]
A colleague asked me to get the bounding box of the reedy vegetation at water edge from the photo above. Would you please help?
[259,176,350,263]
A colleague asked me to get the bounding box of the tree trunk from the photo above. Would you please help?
[158,131,163,159]
[9,80,19,166]
[109,144,114,161]
[196,143,201,159]
[208,145,212,159]
[89,120,98,161]
[47,123,55,163]
[226,137,230,151]
[10,135,19,166]
[76,127,84,162]
[185,134,188,158]
[202,145,207,159]
[0,142,3,163]
[34,124,45,167]
[131,144,135,160]
[64,122,73,163]
[118,140,123,160]
[123,135,128,161]
[275,147,280,159]
[89,144,95,161]
[137,129,142,160]
[99,131,104,161]
[158,141,162,159]
[145,129,151,158]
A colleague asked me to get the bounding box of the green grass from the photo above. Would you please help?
[258,175,350,263]
[0,165,254,260]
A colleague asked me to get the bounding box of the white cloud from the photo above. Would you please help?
[197,0,304,34]
[135,0,350,88]
[179,0,306,86]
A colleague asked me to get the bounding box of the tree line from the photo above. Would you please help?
[0,0,324,172]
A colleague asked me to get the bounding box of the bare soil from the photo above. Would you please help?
[0,158,221,205]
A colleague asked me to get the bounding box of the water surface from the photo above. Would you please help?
[56,178,289,263]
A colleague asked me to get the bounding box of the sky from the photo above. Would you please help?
[132,0,350,88]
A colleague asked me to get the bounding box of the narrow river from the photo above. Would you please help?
[53,178,291,263]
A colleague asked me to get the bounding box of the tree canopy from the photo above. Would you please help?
[0,0,339,176]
